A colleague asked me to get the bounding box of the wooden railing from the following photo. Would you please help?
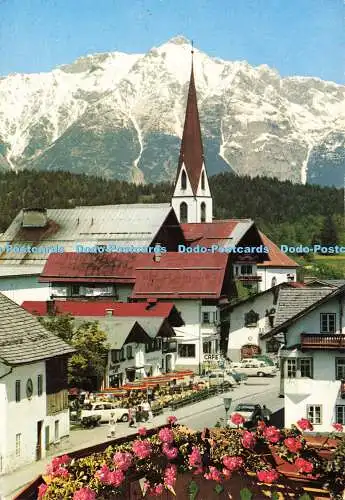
[301,334,345,349]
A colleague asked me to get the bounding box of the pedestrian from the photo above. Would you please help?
[262,405,272,424]
[107,412,117,438]
[128,406,137,427]
[142,400,153,422]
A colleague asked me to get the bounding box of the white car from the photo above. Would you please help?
[80,403,129,423]
[239,363,277,377]
[208,371,236,386]
[228,403,264,428]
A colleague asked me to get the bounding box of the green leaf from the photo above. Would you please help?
[271,493,280,500]
[298,494,312,500]
[214,484,223,494]
[240,487,253,500]
[188,480,199,500]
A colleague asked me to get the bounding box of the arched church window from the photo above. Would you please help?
[180,202,188,223]
[244,309,259,327]
[200,202,206,223]
[201,171,205,190]
[181,170,187,190]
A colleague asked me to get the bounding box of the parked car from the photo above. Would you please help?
[208,370,236,386]
[80,403,129,424]
[228,403,263,428]
[239,362,277,377]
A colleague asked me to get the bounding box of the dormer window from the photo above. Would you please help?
[320,313,336,333]
[201,171,205,190]
[200,202,206,223]
[181,170,187,190]
[180,202,188,223]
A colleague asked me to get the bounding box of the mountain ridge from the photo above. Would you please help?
[0,36,344,186]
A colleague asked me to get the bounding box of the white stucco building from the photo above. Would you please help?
[0,293,74,474]
[262,285,345,432]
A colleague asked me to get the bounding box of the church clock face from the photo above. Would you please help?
[26,378,33,399]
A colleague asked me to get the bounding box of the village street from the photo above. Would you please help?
[1,376,281,500]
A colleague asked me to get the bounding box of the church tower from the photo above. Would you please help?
[171,48,213,224]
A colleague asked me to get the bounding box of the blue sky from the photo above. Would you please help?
[0,0,344,83]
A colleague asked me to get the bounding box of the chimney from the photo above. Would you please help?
[22,208,48,228]
[46,300,55,316]
[105,309,114,316]
[153,243,161,263]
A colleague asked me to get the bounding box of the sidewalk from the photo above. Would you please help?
[0,380,277,499]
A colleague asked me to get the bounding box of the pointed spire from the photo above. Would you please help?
[175,43,205,195]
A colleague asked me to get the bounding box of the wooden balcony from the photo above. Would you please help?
[301,334,345,350]
[236,275,262,282]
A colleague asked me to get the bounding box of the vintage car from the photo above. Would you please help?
[80,403,129,424]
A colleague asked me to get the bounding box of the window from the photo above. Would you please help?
[15,380,21,402]
[111,350,120,363]
[201,172,205,190]
[244,310,259,327]
[202,312,210,324]
[203,342,212,354]
[307,405,322,425]
[71,284,80,296]
[336,405,345,424]
[181,170,187,190]
[286,358,313,378]
[336,359,345,380]
[180,202,188,223]
[126,346,133,360]
[200,202,206,223]
[120,348,125,361]
[37,375,43,396]
[320,313,336,333]
[15,434,21,457]
[271,277,277,287]
[54,420,59,442]
[178,344,196,358]
[241,265,253,275]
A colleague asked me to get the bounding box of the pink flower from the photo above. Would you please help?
[222,456,244,471]
[257,469,279,483]
[204,466,222,482]
[241,430,256,449]
[95,465,125,486]
[137,426,147,436]
[108,469,125,487]
[46,454,71,476]
[162,443,178,459]
[333,422,343,432]
[158,427,174,444]
[222,467,232,478]
[113,451,133,471]
[73,488,96,500]
[230,413,245,426]
[164,464,177,487]
[132,439,152,459]
[95,464,112,483]
[167,415,177,425]
[257,420,266,431]
[38,483,48,499]
[284,437,303,454]
[188,446,202,468]
[263,425,282,444]
[148,483,164,496]
[296,418,313,431]
[295,457,314,474]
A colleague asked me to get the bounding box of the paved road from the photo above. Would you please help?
[1,376,281,499]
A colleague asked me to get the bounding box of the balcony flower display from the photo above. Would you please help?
[36,418,344,499]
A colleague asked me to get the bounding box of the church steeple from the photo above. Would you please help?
[175,46,204,195]
[171,43,213,224]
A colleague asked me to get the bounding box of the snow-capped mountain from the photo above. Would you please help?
[0,35,344,186]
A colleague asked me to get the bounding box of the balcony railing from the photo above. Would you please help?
[301,334,345,350]
[236,275,262,282]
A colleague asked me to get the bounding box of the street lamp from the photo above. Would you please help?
[223,397,232,425]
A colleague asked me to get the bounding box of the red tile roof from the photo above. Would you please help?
[258,232,299,268]
[22,300,176,317]
[175,62,205,195]
[132,252,228,299]
[181,220,239,247]
[39,253,139,283]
